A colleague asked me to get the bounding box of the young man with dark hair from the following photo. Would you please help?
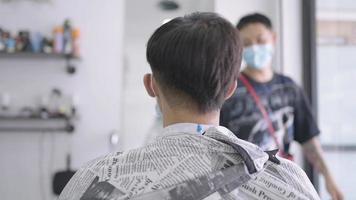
[221,13,343,200]
[59,12,319,200]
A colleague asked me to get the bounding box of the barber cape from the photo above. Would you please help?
[59,124,320,200]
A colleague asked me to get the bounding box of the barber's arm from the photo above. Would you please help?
[302,137,343,200]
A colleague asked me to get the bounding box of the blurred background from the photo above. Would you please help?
[0,0,355,199]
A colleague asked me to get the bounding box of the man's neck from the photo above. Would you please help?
[162,107,220,128]
[243,65,274,83]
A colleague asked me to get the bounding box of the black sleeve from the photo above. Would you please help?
[293,87,320,144]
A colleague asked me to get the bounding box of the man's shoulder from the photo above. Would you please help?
[58,148,150,200]
[250,157,320,200]
[273,73,298,86]
[235,157,320,200]
[232,73,298,97]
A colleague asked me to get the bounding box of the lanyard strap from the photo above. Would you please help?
[239,74,281,150]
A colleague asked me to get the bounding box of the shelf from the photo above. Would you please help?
[0,52,79,59]
[0,115,75,133]
[0,52,80,74]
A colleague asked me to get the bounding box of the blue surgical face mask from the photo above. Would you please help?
[243,44,274,70]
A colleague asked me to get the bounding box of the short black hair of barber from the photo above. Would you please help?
[146,12,242,113]
[236,13,272,30]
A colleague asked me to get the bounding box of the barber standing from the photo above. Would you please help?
[220,13,343,200]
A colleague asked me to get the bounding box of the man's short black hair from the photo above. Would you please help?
[146,12,242,113]
[236,13,272,30]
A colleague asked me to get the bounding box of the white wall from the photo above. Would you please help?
[214,0,279,26]
[280,0,303,85]
[0,1,125,200]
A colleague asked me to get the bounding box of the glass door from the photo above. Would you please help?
[316,0,356,199]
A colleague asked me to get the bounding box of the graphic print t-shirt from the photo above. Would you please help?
[220,73,320,153]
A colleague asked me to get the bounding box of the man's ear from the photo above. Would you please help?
[143,73,157,97]
[224,80,237,100]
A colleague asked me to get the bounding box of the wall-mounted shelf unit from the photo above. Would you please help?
[0,115,75,133]
[0,52,80,74]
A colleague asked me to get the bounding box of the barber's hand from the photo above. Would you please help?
[325,176,343,200]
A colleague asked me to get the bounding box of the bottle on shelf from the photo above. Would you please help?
[4,32,15,53]
[72,28,80,57]
[30,32,43,53]
[0,28,6,52]
[42,37,53,54]
[0,92,11,112]
[53,26,64,54]
[15,31,32,52]
[63,19,73,55]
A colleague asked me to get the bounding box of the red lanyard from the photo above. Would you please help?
[239,74,281,150]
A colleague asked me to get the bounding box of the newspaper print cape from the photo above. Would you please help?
[59,126,320,200]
